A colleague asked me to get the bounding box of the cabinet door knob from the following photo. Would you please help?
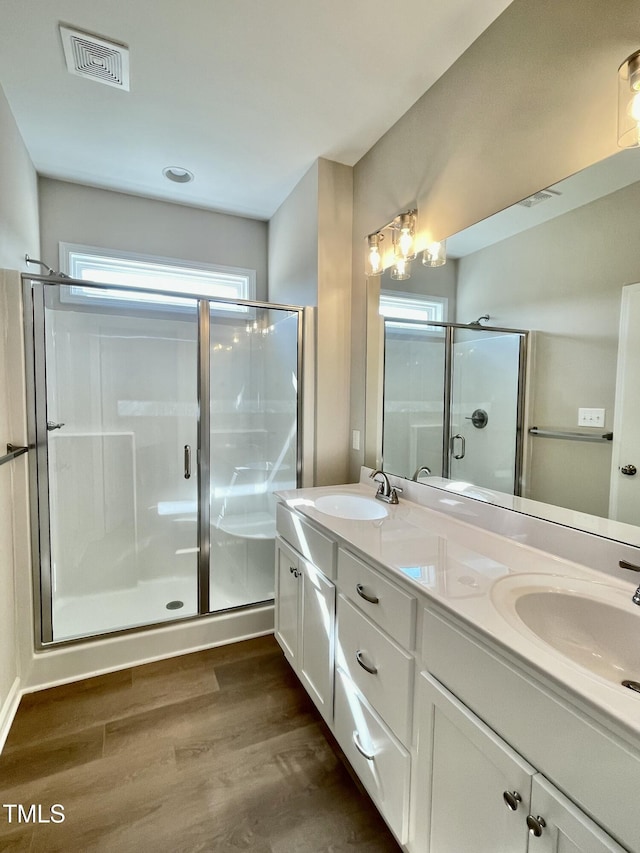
[356,583,379,605]
[503,791,522,811]
[355,649,378,675]
[526,815,546,837]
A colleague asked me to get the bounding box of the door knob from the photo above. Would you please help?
[621,464,637,476]
[46,421,65,431]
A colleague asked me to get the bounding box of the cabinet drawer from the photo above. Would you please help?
[336,594,413,744]
[276,503,336,578]
[334,668,410,845]
[338,548,416,648]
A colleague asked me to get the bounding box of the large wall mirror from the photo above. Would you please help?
[365,148,640,546]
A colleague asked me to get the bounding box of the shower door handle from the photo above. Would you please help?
[184,445,192,480]
[450,433,466,460]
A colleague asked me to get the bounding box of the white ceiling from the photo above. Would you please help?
[0,0,514,220]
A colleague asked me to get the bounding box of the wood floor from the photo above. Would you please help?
[0,635,401,852]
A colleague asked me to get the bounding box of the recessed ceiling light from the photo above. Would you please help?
[162,167,194,184]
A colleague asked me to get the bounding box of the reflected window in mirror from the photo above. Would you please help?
[379,291,448,329]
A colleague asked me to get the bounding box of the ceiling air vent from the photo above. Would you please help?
[517,189,562,209]
[60,25,130,91]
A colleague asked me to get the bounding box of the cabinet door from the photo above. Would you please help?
[527,775,628,853]
[414,673,534,853]
[275,538,300,664]
[299,559,335,722]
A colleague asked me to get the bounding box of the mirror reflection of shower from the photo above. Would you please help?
[381,318,527,496]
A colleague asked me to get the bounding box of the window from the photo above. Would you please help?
[379,291,448,331]
[60,243,256,312]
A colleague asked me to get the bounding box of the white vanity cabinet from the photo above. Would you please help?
[274,492,639,853]
[274,505,336,724]
[333,546,417,843]
[413,673,628,853]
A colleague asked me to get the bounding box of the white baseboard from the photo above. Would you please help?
[0,676,21,754]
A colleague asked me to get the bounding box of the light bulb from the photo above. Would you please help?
[628,91,640,122]
[369,246,382,273]
[422,239,447,267]
[398,228,413,258]
[391,257,411,280]
[366,233,384,276]
[394,212,416,260]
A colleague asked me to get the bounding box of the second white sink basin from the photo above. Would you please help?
[314,494,388,520]
[491,574,640,686]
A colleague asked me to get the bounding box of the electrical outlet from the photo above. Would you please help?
[578,407,605,427]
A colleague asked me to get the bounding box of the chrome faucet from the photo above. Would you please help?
[619,560,640,605]
[369,469,402,504]
[412,465,431,481]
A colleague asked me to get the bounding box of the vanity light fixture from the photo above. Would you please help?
[365,208,417,278]
[422,239,447,267]
[618,49,640,148]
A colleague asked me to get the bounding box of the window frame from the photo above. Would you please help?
[379,290,448,332]
[59,242,257,315]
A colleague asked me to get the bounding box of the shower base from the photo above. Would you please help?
[52,570,273,643]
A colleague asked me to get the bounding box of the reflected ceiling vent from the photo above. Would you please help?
[517,188,562,208]
[60,24,130,91]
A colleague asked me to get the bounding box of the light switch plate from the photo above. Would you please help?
[352,429,361,451]
[578,407,605,427]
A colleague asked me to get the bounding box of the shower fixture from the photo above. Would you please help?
[469,314,490,325]
[25,255,68,277]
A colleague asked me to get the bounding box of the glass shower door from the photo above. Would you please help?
[40,282,200,641]
[209,304,299,611]
[382,319,447,480]
[449,328,524,494]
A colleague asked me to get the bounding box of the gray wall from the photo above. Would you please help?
[0,83,39,740]
[351,0,640,479]
[39,178,269,299]
[269,158,353,486]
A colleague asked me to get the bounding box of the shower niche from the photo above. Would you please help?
[25,277,302,645]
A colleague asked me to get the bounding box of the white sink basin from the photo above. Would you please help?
[313,494,388,520]
[491,574,640,686]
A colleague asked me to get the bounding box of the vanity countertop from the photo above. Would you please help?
[276,480,640,745]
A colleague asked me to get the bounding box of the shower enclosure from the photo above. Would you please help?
[24,275,302,645]
[382,319,527,494]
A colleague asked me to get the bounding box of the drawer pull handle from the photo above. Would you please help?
[526,815,546,837]
[503,791,522,811]
[352,731,375,761]
[356,583,379,605]
[356,650,378,675]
